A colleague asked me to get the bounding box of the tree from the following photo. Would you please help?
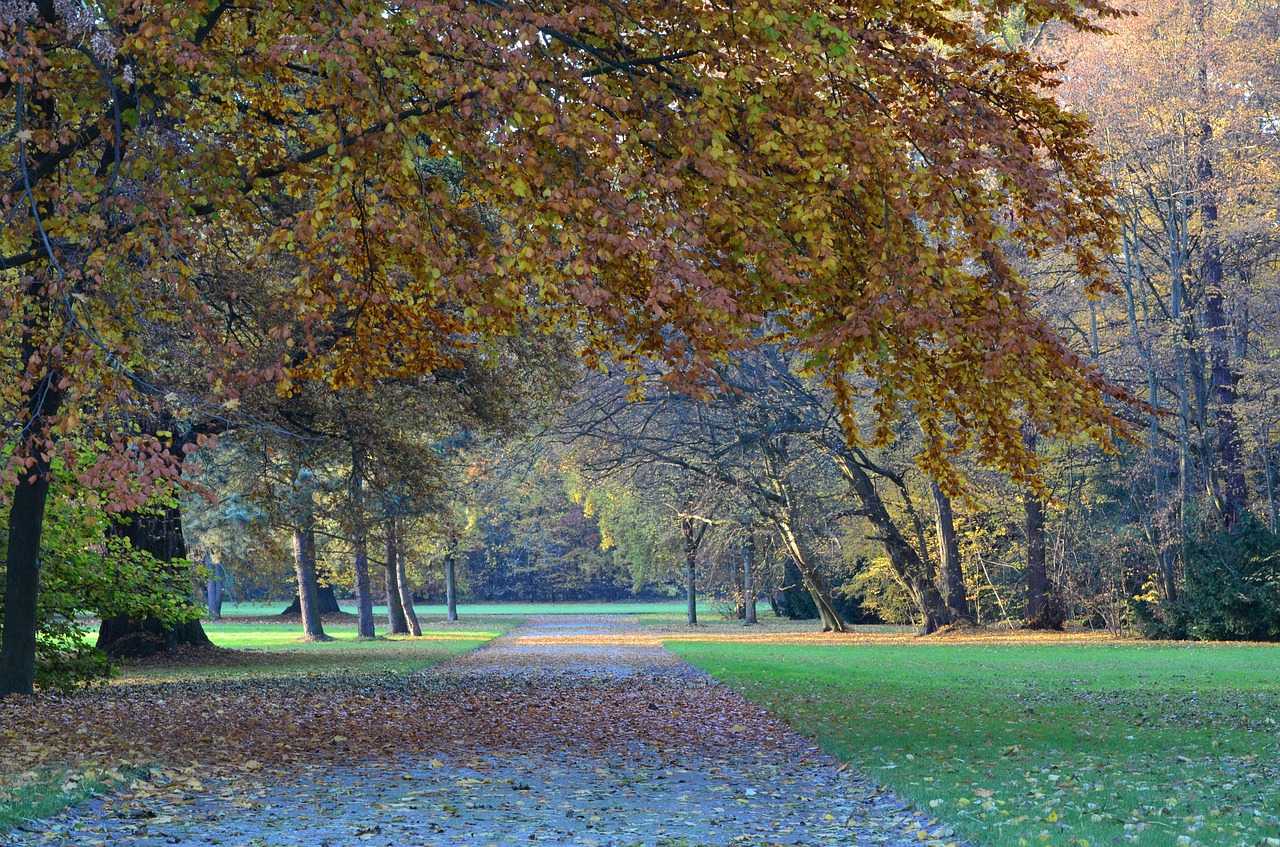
[2,0,1128,693]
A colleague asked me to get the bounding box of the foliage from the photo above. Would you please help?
[1137,518,1280,642]
[673,636,1280,847]
[0,464,199,691]
[845,558,916,626]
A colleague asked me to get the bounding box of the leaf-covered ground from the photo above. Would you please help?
[1,617,962,847]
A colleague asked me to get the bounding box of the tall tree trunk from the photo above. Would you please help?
[0,373,63,695]
[743,525,758,626]
[1193,76,1247,526]
[384,516,410,635]
[681,514,705,626]
[396,535,421,636]
[97,418,217,658]
[349,443,375,638]
[444,547,459,622]
[205,553,224,621]
[1022,430,1062,630]
[292,518,330,642]
[930,482,971,625]
[771,516,846,632]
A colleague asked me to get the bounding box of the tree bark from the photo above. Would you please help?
[930,482,971,624]
[444,547,459,622]
[1022,430,1062,630]
[1195,114,1247,526]
[291,497,330,641]
[396,534,421,636]
[763,437,847,632]
[384,516,410,635]
[829,450,944,632]
[97,500,213,655]
[742,525,758,626]
[0,398,60,696]
[349,443,375,638]
[680,514,706,626]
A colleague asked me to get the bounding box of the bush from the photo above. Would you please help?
[0,466,201,691]
[1135,517,1280,642]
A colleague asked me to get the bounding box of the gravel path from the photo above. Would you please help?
[11,617,964,847]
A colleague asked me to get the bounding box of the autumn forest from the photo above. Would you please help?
[1,1,1279,846]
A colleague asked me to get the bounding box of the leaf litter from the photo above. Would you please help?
[1,616,966,846]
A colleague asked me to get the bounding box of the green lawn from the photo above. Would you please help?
[217,600,701,618]
[668,638,1280,847]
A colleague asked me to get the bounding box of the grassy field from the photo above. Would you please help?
[668,636,1280,847]
[217,600,702,618]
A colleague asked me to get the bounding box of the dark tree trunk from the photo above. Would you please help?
[930,482,972,624]
[1022,430,1062,630]
[349,444,375,638]
[743,526,758,626]
[205,553,224,621]
[681,515,706,626]
[384,517,410,635]
[444,548,459,622]
[281,583,340,616]
[291,510,331,641]
[397,536,421,637]
[0,416,59,696]
[97,501,212,657]
[1197,141,1247,526]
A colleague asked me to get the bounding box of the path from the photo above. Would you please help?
[10,617,962,847]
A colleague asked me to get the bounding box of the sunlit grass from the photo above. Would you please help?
[216,600,701,618]
[669,637,1280,847]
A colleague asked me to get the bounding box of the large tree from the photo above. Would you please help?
[3,0,1126,693]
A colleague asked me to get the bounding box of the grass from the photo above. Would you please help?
[667,636,1280,847]
[217,600,703,618]
[0,769,121,836]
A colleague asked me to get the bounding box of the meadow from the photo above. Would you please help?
[669,635,1280,847]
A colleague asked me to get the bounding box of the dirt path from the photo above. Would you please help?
[9,617,963,847]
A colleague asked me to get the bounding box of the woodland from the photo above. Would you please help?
[2,0,1280,694]
[4,2,1280,846]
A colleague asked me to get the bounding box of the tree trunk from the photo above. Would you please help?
[444,548,459,622]
[292,513,331,641]
[772,517,846,632]
[743,526,758,626]
[349,444,375,638]
[761,438,847,632]
[396,536,421,636]
[97,500,213,656]
[0,434,58,696]
[1195,126,1247,525]
[829,451,944,632]
[1022,430,1062,630]
[204,552,224,621]
[930,482,971,624]
[281,582,340,616]
[681,514,705,626]
[384,516,410,635]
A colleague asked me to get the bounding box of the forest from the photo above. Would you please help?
[1,0,1278,690]
[5,3,1280,847]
